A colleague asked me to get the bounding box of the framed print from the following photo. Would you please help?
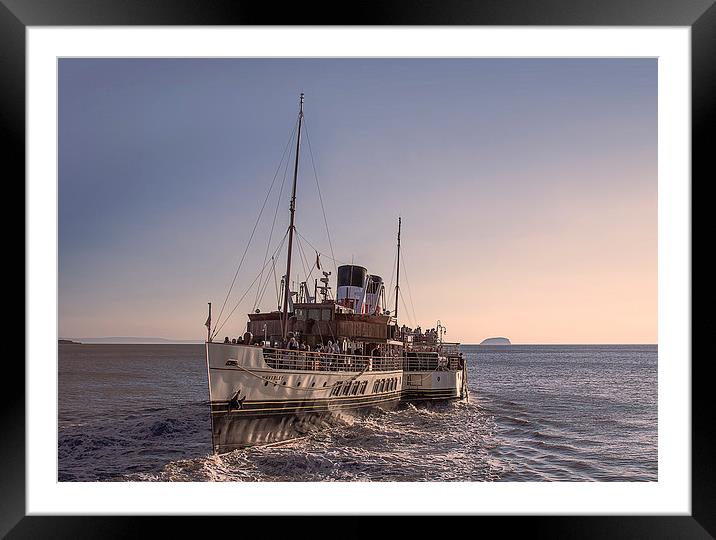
[6,0,712,537]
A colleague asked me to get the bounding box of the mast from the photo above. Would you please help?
[282,93,304,340]
[394,216,401,320]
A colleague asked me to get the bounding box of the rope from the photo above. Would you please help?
[399,289,414,328]
[272,257,280,309]
[295,232,318,290]
[255,256,278,310]
[400,247,419,327]
[386,248,398,314]
[303,117,338,277]
[252,131,296,312]
[295,230,350,267]
[212,230,289,338]
[214,119,298,333]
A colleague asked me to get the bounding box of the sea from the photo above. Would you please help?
[58,344,657,482]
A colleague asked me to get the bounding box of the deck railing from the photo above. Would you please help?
[402,356,462,372]
[406,342,461,355]
[262,348,401,373]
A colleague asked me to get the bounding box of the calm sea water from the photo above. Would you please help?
[58,343,657,482]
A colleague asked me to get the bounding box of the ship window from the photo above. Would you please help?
[321,309,332,321]
[295,308,306,320]
[379,379,385,392]
[373,381,379,393]
[342,383,351,396]
[331,382,343,396]
[359,381,368,394]
[308,309,321,320]
[351,381,360,395]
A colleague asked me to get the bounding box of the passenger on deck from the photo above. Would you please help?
[224,337,230,343]
[288,336,299,350]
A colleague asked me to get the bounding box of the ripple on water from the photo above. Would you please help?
[59,344,657,482]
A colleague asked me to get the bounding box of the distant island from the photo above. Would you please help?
[58,339,82,344]
[480,337,511,345]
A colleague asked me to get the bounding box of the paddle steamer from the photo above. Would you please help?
[205,95,466,453]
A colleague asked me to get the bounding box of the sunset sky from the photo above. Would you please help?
[58,58,656,344]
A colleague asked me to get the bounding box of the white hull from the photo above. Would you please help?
[401,369,466,402]
[206,342,402,451]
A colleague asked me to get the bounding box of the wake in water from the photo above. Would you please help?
[117,401,505,482]
[59,344,657,482]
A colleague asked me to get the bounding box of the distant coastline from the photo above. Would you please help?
[59,336,203,345]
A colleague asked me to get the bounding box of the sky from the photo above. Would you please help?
[58,58,657,344]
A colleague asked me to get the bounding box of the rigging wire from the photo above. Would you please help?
[295,231,318,288]
[399,289,414,329]
[294,230,350,267]
[271,257,280,309]
[213,119,298,334]
[252,119,298,312]
[400,247,419,327]
[294,233,310,292]
[385,248,398,315]
[303,117,338,277]
[212,229,289,338]
[255,254,278,311]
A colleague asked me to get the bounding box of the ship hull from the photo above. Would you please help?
[400,369,467,403]
[206,342,402,452]
[211,394,399,452]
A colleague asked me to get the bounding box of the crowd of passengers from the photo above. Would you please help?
[222,334,389,358]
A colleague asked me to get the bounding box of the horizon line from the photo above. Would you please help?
[60,336,658,346]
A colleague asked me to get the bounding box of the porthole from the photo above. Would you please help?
[264,381,269,386]
[297,381,301,387]
[437,376,440,382]
[311,382,316,387]
[323,381,327,387]
[282,381,287,385]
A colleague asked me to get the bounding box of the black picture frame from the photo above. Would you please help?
[6,0,710,537]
